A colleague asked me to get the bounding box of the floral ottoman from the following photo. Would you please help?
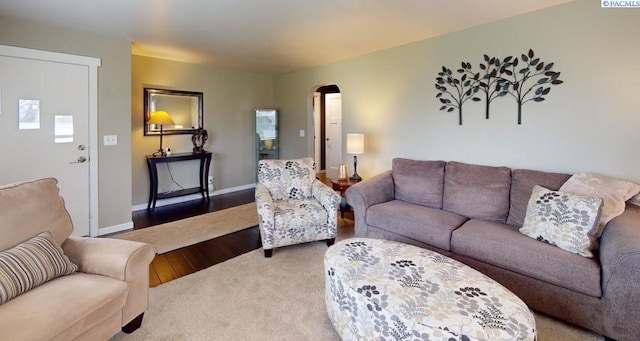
[324,238,536,341]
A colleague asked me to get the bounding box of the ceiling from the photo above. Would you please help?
[0,0,573,74]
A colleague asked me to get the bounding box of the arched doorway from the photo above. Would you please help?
[313,85,341,179]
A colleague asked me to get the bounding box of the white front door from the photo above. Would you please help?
[0,48,98,236]
[325,93,342,179]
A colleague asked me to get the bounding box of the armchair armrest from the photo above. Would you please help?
[312,180,341,212]
[345,170,394,237]
[312,180,341,236]
[62,236,154,280]
[255,183,276,249]
[62,236,154,325]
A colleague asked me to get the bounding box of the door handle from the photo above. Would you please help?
[69,156,87,164]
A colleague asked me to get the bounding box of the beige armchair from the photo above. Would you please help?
[255,157,341,257]
[0,178,154,340]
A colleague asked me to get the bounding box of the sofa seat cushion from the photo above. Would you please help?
[0,272,128,341]
[367,200,467,250]
[451,219,602,297]
[443,161,511,223]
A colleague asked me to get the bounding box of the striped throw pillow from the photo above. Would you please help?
[0,231,78,304]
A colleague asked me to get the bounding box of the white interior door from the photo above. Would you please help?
[325,93,342,179]
[0,51,95,236]
[313,92,321,170]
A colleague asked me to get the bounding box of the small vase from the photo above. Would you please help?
[264,139,274,150]
[338,164,348,179]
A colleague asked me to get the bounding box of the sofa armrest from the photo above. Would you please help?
[255,183,275,249]
[62,236,155,325]
[599,204,640,335]
[345,170,394,237]
[600,205,640,292]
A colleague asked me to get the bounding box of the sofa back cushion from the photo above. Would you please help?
[257,157,316,200]
[507,169,571,226]
[392,158,445,208]
[0,178,73,251]
[443,161,511,222]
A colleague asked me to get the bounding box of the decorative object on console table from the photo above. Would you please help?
[191,128,208,153]
[338,164,349,180]
[346,133,364,182]
[147,110,175,157]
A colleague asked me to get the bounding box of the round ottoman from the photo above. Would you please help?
[324,238,536,341]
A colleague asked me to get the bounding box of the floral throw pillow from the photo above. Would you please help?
[520,185,603,257]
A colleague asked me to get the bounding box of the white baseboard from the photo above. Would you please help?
[98,221,134,236]
[131,183,256,212]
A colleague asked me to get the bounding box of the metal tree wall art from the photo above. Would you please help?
[477,55,510,119]
[435,63,481,125]
[434,49,562,125]
[497,49,563,124]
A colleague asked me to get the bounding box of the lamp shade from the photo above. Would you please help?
[146,111,175,125]
[346,133,364,155]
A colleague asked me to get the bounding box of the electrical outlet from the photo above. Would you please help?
[208,176,214,185]
[103,135,117,146]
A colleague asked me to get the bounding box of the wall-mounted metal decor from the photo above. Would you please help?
[435,49,563,125]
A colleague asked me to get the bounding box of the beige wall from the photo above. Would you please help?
[273,1,640,183]
[131,55,273,206]
[0,16,133,229]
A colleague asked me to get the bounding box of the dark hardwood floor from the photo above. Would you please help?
[132,188,260,287]
[133,174,353,287]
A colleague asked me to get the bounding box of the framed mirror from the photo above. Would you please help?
[144,88,203,136]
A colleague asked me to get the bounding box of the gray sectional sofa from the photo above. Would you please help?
[345,158,640,341]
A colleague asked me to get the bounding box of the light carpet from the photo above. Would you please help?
[111,202,258,254]
[111,241,604,341]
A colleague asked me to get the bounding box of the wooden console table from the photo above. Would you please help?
[146,151,212,211]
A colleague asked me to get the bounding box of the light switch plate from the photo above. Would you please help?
[103,135,117,146]
[299,129,305,137]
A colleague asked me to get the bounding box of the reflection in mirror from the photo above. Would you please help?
[144,88,203,136]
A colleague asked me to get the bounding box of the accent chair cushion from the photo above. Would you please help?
[392,158,445,209]
[520,185,603,257]
[442,161,511,222]
[0,231,78,304]
[257,158,316,200]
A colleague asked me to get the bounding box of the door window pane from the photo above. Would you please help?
[54,115,73,143]
[18,99,40,129]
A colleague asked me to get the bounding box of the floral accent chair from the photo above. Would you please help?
[256,157,341,257]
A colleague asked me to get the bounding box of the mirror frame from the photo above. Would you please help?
[143,88,204,136]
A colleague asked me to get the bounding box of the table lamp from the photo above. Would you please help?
[147,110,175,157]
[346,133,364,182]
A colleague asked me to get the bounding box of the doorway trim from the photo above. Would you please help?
[312,84,342,178]
[0,44,101,236]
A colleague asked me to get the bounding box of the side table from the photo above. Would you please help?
[331,179,360,219]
